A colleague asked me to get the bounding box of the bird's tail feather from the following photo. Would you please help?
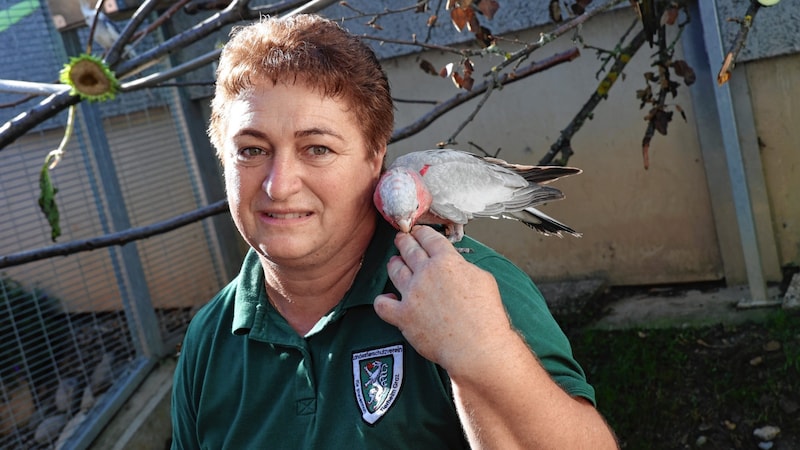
[481,157,582,184]
[504,207,582,237]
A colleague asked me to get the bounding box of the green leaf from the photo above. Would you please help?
[38,156,61,242]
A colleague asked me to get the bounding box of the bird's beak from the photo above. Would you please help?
[396,218,412,233]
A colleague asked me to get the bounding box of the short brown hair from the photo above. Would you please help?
[208,14,393,160]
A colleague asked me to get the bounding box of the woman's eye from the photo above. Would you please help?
[239,147,267,158]
[308,145,331,157]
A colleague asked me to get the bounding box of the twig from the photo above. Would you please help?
[641,25,671,169]
[441,81,495,146]
[718,0,761,85]
[85,0,108,54]
[120,48,222,91]
[483,0,626,78]
[393,97,439,105]
[106,0,160,68]
[539,28,647,165]
[391,47,580,143]
[129,0,192,49]
[359,34,485,57]
[0,200,229,269]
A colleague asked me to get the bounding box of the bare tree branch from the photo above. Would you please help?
[106,0,163,68]
[717,0,761,85]
[0,80,69,96]
[538,28,647,166]
[441,81,496,147]
[484,0,627,78]
[0,200,229,269]
[390,47,581,144]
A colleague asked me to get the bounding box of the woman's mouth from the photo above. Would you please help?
[264,211,312,219]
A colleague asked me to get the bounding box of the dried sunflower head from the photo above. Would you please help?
[60,54,119,102]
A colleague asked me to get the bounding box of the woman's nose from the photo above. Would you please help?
[263,154,302,201]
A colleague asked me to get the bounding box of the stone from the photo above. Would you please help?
[783,273,800,309]
[753,425,781,441]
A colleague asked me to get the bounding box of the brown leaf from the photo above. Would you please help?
[446,0,458,9]
[416,2,428,13]
[463,59,474,75]
[675,104,687,121]
[419,59,439,76]
[477,0,499,19]
[653,109,672,135]
[474,26,495,47]
[549,0,563,22]
[671,60,696,86]
[467,10,481,32]
[427,15,438,27]
[571,0,592,15]
[460,72,475,90]
[452,71,465,89]
[441,62,455,78]
[450,6,475,32]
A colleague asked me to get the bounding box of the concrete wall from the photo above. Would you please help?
[746,52,800,268]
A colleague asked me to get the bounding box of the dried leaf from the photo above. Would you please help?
[474,25,495,47]
[671,60,696,86]
[549,0,563,22]
[477,0,499,19]
[668,80,680,98]
[446,0,458,9]
[441,62,455,78]
[450,6,475,32]
[467,11,481,32]
[653,109,672,135]
[419,59,439,76]
[460,72,475,90]
[675,104,687,121]
[571,0,592,15]
[636,85,651,100]
[416,2,428,13]
[427,15,438,27]
[463,59,474,75]
[452,71,465,89]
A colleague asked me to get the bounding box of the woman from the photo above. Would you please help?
[172,14,617,449]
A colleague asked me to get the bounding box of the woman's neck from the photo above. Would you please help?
[259,238,370,336]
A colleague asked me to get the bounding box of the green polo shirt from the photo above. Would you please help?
[171,220,594,449]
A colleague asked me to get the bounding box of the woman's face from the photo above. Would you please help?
[221,79,386,268]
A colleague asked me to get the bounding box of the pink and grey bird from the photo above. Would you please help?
[374,149,581,243]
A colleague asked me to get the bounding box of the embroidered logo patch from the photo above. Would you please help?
[352,344,404,424]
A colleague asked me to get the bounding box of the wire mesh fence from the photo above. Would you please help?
[1,1,231,448]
